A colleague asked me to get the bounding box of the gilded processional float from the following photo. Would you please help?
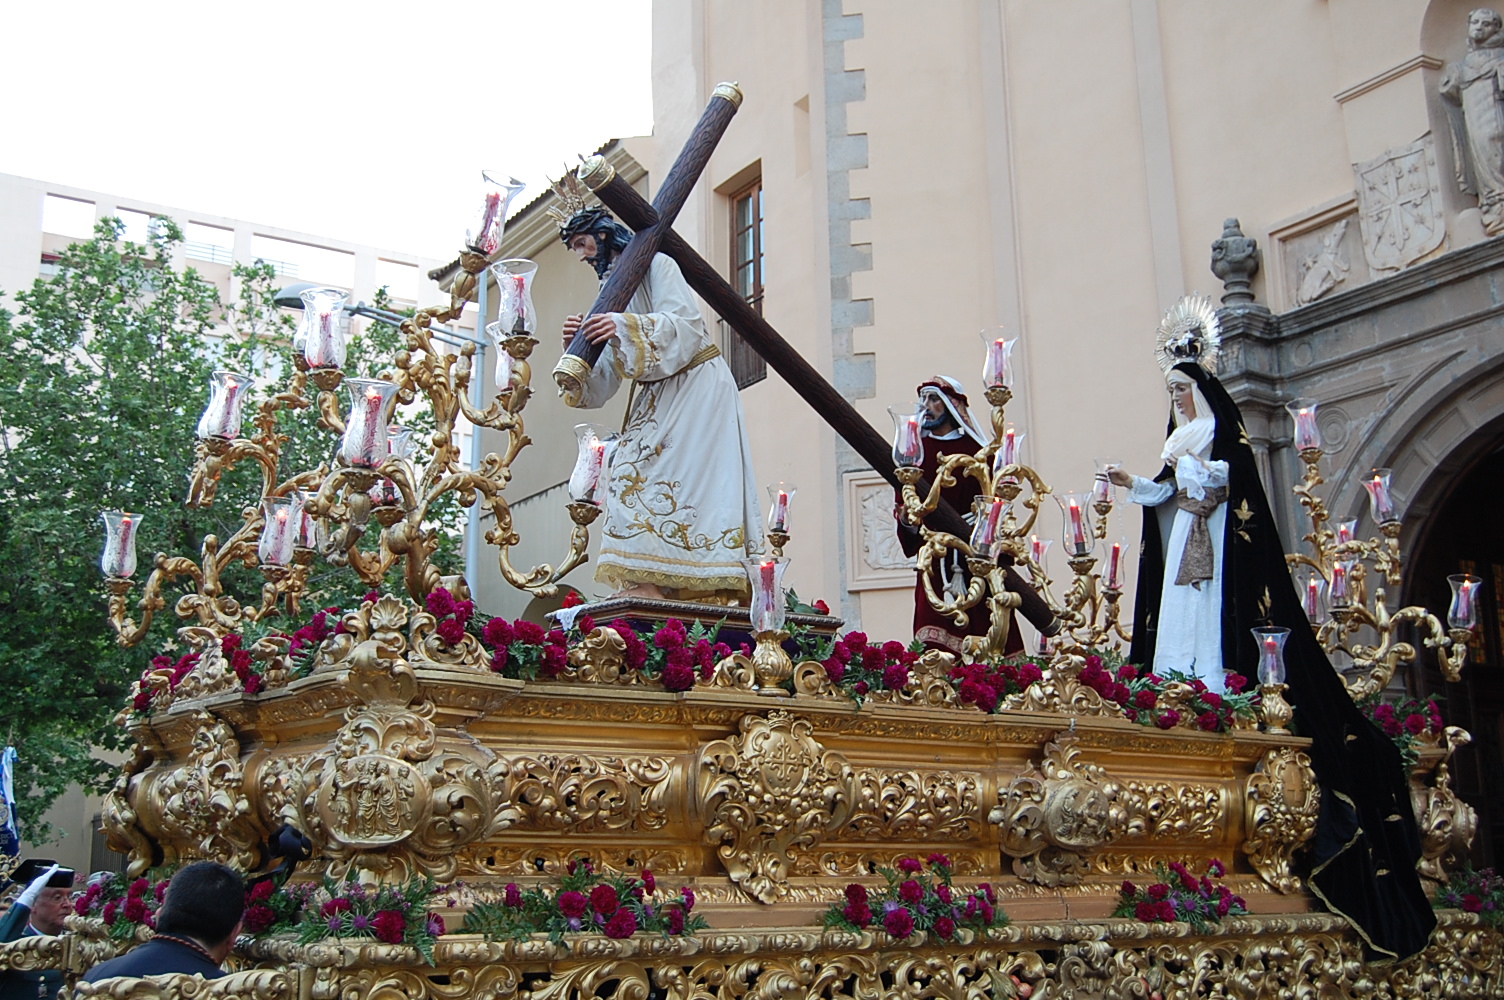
[6,85,1501,1000]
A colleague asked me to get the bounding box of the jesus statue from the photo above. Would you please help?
[551,190,762,603]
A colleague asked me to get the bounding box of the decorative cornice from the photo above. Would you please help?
[1333,54,1444,104]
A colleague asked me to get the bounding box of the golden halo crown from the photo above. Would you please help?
[1155,294,1222,375]
[544,164,596,234]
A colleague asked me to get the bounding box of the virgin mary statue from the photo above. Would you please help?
[1112,296,1435,961]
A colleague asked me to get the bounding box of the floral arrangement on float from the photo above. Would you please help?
[1114,860,1248,930]
[1361,696,1446,769]
[1435,867,1504,927]
[1078,652,1259,733]
[72,873,169,943]
[463,860,705,943]
[822,854,1008,942]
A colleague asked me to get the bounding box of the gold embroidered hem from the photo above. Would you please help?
[595,562,750,597]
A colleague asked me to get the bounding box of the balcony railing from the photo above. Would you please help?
[184,241,235,265]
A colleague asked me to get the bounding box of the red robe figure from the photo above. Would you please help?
[895,376,1058,655]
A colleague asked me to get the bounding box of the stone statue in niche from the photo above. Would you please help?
[1441,8,1504,236]
[1295,219,1350,305]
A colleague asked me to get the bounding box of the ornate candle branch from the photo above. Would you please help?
[104,186,602,648]
[1281,410,1470,701]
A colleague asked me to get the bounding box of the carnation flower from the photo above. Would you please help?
[662,662,696,692]
[640,869,656,894]
[1134,689,1157,709]
[504,883,522,908]
[436,619,466,646]
[426,588,457,619]
[882,663,910,690]
[897,858,922,874]
[883,907,915,938]
[844,631,869,651]
[1225,672,1248,693]
[558,891,589,918]
[603,909,638,939]
[843,901,872,927]
[1197,711,1221,732]
[1148,883,1169,901]
[853,681,869,696]
[321,898,352,918]
[590,884,620,916]
[681,887,695,911]
[372,909,406,944]
[1201,691,1223,709]
[844,883,869,904]
[514,620,545,645]
[926,852,951,869]
[1464,894,1484,913]
[242,904,276,935]
[1121,881,1136,896]
[1207,859,1226,877]
[1135,901,1159,922]
[824,658,846,684]
[936,883,952,904]
[666,905,686,934]
[898,880,923,904]
[934,916,956,939]
[482,617,514,648]
[1156,709,1181,729]
[248,879,274,903]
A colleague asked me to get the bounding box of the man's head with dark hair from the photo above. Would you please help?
[559,207,634,279]
[155,861,245,948]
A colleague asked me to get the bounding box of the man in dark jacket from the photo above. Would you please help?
[0,864,72,1000]
[82,862,243,982]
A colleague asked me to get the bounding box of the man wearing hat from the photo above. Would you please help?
[0,863,72,1000]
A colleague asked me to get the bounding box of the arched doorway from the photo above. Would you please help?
[1406,431,1504,866]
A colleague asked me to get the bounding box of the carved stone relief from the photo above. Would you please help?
[843,471,913,591]
[1353,136,1447,274]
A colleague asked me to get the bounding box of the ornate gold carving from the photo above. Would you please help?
[492,753,674,833]
[561,627,630,683]
[1119,779,1226,843]
[843,768,984,841]
[792,848,990,877]
[1243,746,1320,894]
[71,970,295,1000]
[991,734,1127,885]
[152,710,261,870]
[696,710,856,902]
[1001,651,1119,717]
[1413,726,1479,886]
[289,598,508,880]
[452,844,690,876]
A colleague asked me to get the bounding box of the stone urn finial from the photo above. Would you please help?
[1210,218,1261,306]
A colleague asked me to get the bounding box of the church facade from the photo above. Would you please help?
[477,1,1504,860]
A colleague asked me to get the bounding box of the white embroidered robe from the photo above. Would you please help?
[1127,451,1230,693]
[570,253,762,595]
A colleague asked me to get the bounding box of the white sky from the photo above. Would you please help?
[0,0,654,260]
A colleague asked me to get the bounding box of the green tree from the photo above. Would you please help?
[0,220,461,843]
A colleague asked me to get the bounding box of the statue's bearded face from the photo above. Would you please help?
[919,389,953,431]
[568,234,600,264]
[1469,9,1501,42]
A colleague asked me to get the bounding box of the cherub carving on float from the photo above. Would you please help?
[1108,295,1435,961]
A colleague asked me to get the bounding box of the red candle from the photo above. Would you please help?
[894,415,921,466]
[1003,426,1017,466]
[1458,580,1474,620]
[477,191,502,254]
[1107,542,1122,588]
[585,440,605,502]
[1331,562,1348,602]
[1068,499,1086,549]
[758,560,777,630]
[1030,534,1049,565]
[1336,522,1353,545]
[771,490,789,533]
[1369,475,1393,519]
[106,515,135,577]
[1293,407,1320,450]
[983,337,1013,389]
[359,387,383,466]
[1261,636,1280,678]
[1304,577,1320,619]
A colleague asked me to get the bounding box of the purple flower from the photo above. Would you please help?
[351,914,370,931]
[327,917,342,932]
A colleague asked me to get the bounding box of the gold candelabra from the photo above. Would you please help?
[1283,444,1470,700]
[893,382,1130,662]
[103,185,600,649]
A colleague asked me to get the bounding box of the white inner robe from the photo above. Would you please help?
[1128,450,1229,693]
[570,253,762,596]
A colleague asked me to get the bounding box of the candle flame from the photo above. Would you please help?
[366,387,381,400]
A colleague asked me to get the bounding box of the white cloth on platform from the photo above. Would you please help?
[570,252,762,595]
[1128,451,1230,693]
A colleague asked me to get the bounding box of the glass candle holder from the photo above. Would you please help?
[568,424,614,505]
[1286,397,1322,452]
[1105,537,1129,590]
[490,258,538,337]
[745,556,789,634]
[1330,558,1357,606]
[969,496,1009,558]
[979,327,1017,390]
[1252,626,1290,686]
[465,172,525,255]
[196,369,251,440]
[1058,492,1093,558]
[888,405,923,469]
[339,379,401,468]
[1299,567,1328,623]
[295,491,324,550]
[1092,457,1119,505]
[259,495,303,567]
[1363,468,1398,524]
[100,510,143,579]
[1029,534,1052,570]
[486,321,517,390]
[993,424,1024,483]
[1448,573,1483,631]
[301,287,350,370]
[1335,518,1358,547]
[370,426,414,506]
[766,482,796,534]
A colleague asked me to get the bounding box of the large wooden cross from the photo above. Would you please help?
[550,84,1053,628]
[551,83,965,529]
